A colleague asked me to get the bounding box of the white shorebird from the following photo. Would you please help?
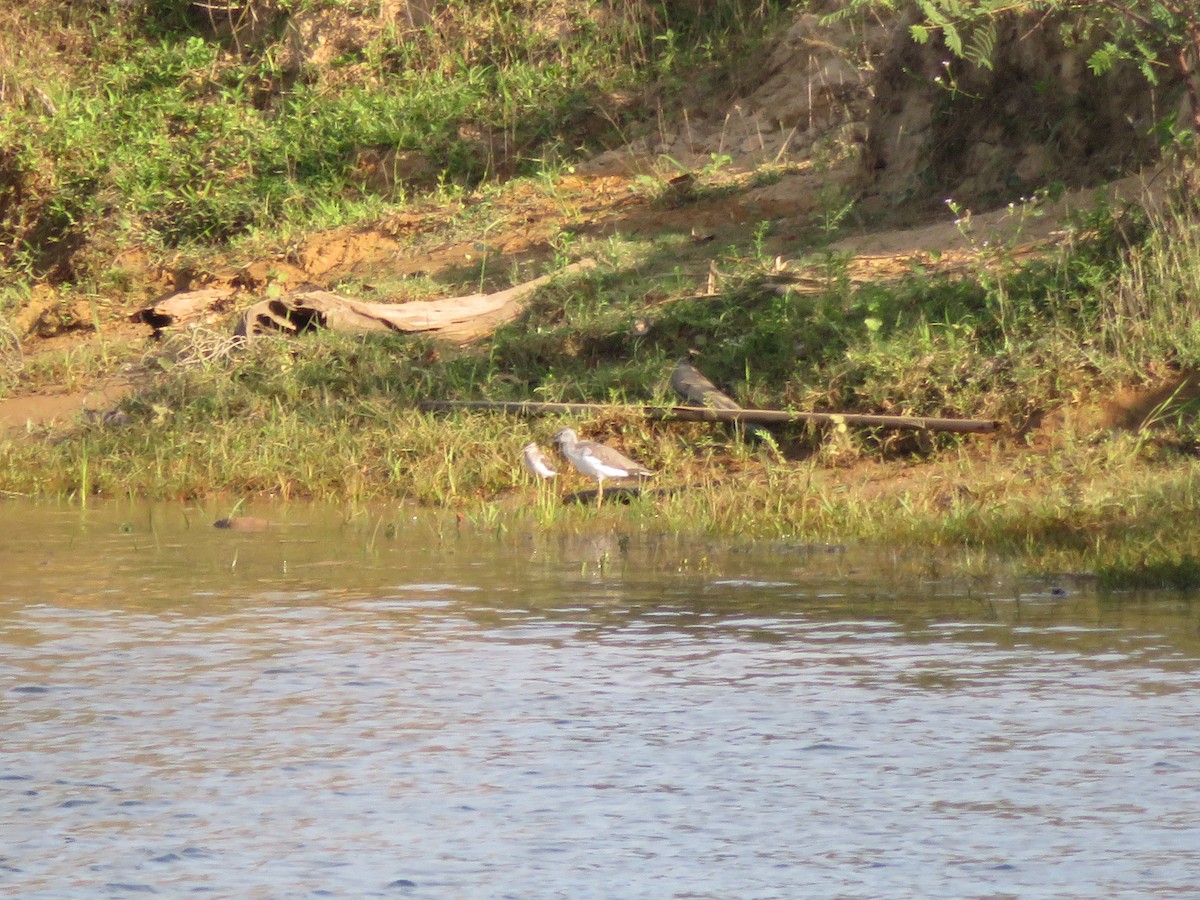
[552,427,654,502]
[521,441,558,480]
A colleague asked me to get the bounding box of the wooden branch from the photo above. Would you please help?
[417,399,1001,434]
[135,260,597,342]
[134,287,238,332]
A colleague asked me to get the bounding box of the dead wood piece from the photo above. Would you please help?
[213,516,272,532]
[235,259,596,342]
[134,288,238,332]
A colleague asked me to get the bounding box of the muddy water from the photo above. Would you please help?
[2,500,1199,898]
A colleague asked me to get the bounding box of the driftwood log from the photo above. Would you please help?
[134,288,239,331]
[236,259,595,341]
[418,399,1001,434]
[134,260,596,341]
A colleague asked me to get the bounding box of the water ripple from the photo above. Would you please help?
[2,501,1200,897]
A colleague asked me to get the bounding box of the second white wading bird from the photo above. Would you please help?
[552,427,654,502]
[521,441,558,480]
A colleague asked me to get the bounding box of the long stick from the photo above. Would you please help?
[416,399,1001,434]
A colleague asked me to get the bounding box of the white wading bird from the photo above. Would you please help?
[552,427,654,502]
[521,441,559,480]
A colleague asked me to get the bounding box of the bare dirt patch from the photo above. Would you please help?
[0,380,133,433]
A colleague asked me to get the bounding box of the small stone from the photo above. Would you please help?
[213,516,272,532]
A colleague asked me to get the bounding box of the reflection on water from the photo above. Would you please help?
[2,500,1199,897]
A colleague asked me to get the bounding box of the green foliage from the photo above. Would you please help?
[824,0,1200,132]
[0,0,789,271]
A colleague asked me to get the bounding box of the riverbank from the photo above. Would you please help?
[4,299,1200,591]
[3,2,1200,587]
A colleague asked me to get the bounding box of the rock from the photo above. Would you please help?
[213,516,272,532]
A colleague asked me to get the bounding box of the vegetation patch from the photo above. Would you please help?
[3,1,1200,588]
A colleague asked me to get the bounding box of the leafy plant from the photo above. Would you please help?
[824,1,1200,138]
[0,0,792,270]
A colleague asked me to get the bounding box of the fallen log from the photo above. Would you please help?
[133,260,597,342]
[134,287,238,332]
[417,399,1001,434]
[235,259,596,342]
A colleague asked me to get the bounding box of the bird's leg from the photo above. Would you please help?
[596,477,604,507]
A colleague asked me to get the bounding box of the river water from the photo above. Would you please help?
[2,500,1199,898]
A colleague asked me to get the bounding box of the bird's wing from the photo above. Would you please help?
[580,445,645,478]
[536,453,558,476]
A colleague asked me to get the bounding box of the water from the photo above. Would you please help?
[2,500,1199,898]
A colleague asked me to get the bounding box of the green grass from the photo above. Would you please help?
[0,0,791,282]
[7,189,1200,590]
